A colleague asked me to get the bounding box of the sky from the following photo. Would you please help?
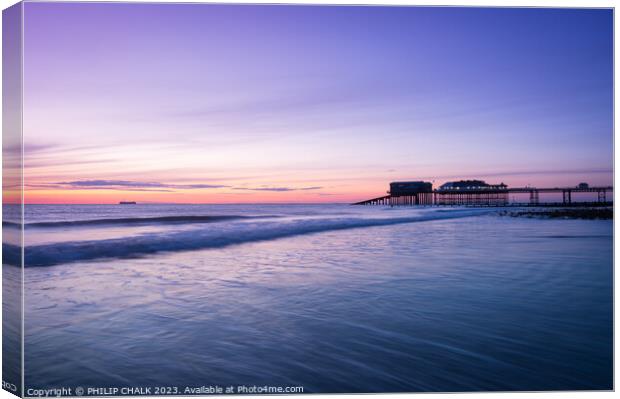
[18,3,613,204]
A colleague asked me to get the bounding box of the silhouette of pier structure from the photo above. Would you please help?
[353,180,612,207]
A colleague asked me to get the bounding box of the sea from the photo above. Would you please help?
[2,204,613,393]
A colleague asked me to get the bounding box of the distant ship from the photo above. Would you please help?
[119,201,137,205]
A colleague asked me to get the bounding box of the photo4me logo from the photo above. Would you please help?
[235,385,304,394]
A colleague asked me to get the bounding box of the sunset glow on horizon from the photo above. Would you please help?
[16,3,613,204]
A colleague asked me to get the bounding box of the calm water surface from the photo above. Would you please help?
[5,204,613,392]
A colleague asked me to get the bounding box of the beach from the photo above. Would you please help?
[3,204,611,392]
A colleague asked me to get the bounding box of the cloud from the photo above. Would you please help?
[233,186,323,192]
[179,184,231,189]
[4,143,58,154]
[402,168,614,182]
[26,158,119,168]
[480,168,613,177]
[54,180,229,190]
[30,180,324,193]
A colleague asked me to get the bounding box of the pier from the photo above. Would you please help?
[353,180,613,207]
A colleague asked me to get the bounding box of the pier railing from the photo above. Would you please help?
[353,186,613,207]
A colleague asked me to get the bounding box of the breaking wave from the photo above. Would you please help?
[3,214,273,228]
[6,209,490,267]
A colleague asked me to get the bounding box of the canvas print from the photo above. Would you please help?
[2,1,614,397]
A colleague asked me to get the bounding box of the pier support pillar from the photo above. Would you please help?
[529,190,539,205]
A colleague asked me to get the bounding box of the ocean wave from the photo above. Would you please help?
[7,209,490,267]
[3,214,275,228]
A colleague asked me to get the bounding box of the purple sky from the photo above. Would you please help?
[20,3,613,203]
